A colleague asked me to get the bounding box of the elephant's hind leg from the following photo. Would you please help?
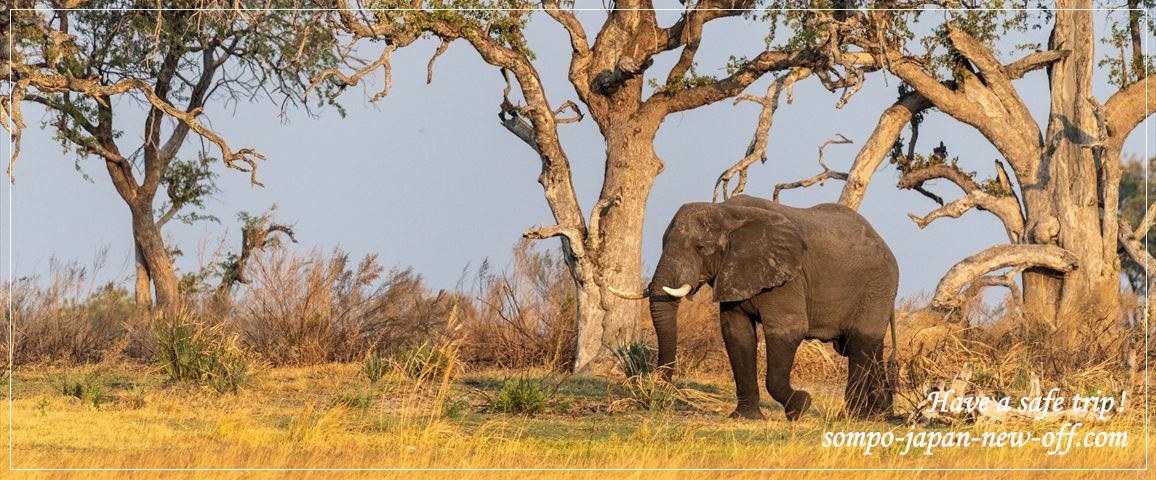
[720,306,764,420]
[844,330,891,420]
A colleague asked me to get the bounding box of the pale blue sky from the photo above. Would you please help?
[2,8,1152,300]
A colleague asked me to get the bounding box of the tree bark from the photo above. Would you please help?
[1019,3,1119,338]
[130,204,180,308]
[572,125,662,373]
[133,242,153,306]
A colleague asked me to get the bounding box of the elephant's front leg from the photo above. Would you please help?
[719,305,764,420]
[756,279,811,421]
[763,332,809,421]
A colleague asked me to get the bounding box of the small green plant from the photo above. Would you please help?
[491,378,548,415]
[442,396,470,419]
[361,352,389,384]
[614,341,657,378]
[57,374,106,409]
[622,373,680,412]
[36,398,49,416]
[155,317,253,394]
[126,387,147,410]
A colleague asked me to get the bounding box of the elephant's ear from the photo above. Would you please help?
[714,207,806,303]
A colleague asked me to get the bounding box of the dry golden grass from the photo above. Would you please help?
[2,361,1151,479]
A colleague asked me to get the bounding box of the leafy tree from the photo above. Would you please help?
[2,1,338,307]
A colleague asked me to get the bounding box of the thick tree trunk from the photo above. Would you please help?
[1021,4,1119,340]
[130,205,180,308]
[133,242,153,306]
[571,128,662,374]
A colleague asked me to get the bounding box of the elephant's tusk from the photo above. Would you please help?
[661,284,692,298]
[607,286,649,300]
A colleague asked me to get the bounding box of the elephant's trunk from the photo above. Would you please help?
[649,272,680,382]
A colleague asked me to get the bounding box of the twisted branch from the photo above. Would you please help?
[930,244,1079,312]
[773,134,852,202]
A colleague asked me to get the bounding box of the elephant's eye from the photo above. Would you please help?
[695,244,711,255]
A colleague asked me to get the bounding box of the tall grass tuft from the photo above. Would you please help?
[155,312,253,394]
[360,352,389,384]
[614,341,657,378]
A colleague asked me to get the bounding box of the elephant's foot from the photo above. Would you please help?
[783,391,812,421]
[728,406,766,420]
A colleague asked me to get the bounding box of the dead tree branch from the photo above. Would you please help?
[773,134,852,202]
[930,244,1079,312]
[713,67,810,202]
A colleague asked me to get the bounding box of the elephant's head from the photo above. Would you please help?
[610,202,806,379]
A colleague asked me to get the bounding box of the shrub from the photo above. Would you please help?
[459,241,577,371]
[361,352,389,384]
[491,378,548,415]
[155,316,252,394]
[621,373,679,412]
[614,341,657,378]
[3,256,139,366]
[231,248,462,365]
[57,373,106,409]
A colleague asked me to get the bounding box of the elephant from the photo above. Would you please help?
[610,194,898,421]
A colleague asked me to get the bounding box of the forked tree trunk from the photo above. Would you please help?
[1021,4,1120,339]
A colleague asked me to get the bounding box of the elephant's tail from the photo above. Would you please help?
[887,310,898,391]
[888,310,897,365]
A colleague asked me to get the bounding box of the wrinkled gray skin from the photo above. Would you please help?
[648,195,898,421]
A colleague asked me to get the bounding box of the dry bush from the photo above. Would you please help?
[229,248,458,365]
[2,258,143,367]
[892,287,1146,410]
[459,240,576,371]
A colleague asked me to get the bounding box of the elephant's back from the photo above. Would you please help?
[780,202,899,282]
[721,196,898,277]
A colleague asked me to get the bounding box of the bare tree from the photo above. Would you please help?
[2,1,337,307]
[314,1,868,372]
[725,3,1153,345]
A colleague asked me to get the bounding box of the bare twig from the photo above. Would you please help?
[427,38,451,84]
[772,134,853,202]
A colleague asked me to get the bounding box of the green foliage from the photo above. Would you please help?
[155,317,253,394]
[442,396,470,419]
[1099,3,1156,88]
[649,64,717,94]
[368,0,537,59]
[491,378,548,415]
[57,373,107,409]
[614,341,657,378]
[158,153,220,226]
